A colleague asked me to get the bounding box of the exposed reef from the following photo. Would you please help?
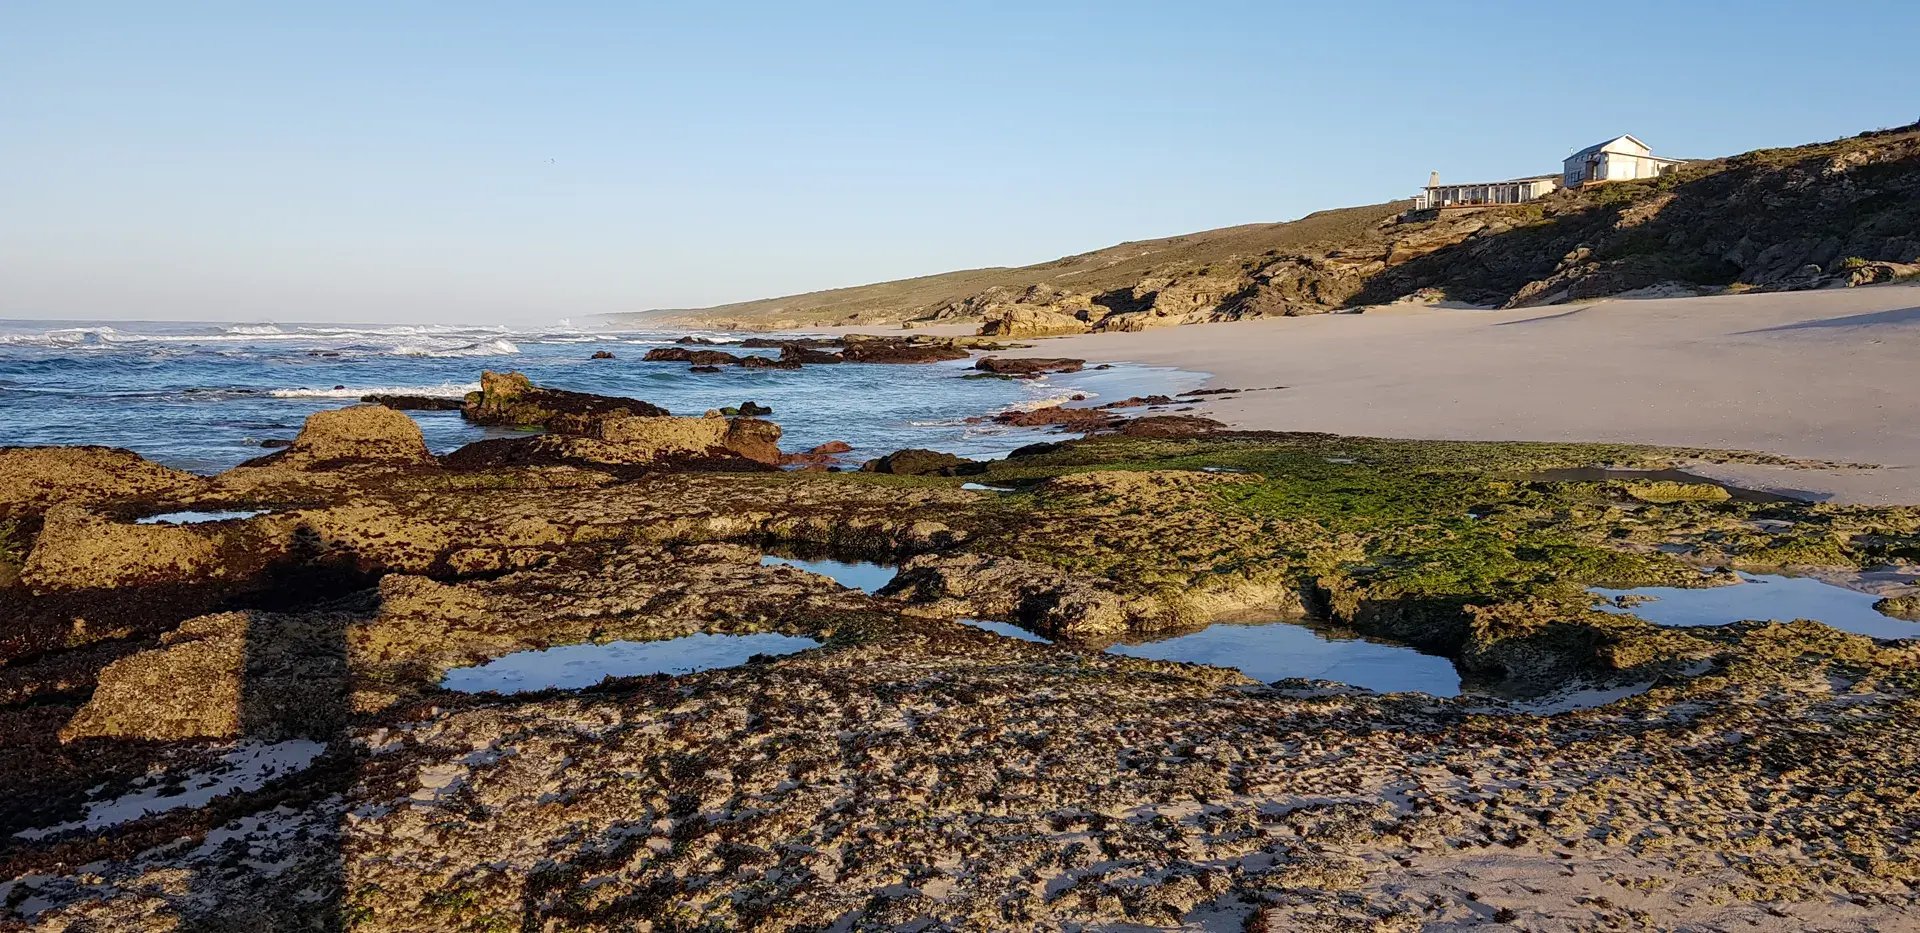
[4,403,1920,930]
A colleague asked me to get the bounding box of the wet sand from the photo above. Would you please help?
[1034,283,1920,504]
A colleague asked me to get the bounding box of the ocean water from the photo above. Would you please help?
[0,320,1204,473]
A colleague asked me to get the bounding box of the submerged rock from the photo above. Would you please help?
[589,350,616,360]
[360,393,464,411]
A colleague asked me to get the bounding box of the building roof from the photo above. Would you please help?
[1567,134,1652,160]
[1424,174,1560,189]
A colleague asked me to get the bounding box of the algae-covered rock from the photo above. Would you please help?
[1619,480,1732,503]
[0,446,208,518]
[61,610,350,741]
[463,370,668,428]
[21,504,226,591]
[1876,594,1920,621]
[250,404,435,468]
[859,449,977,476]
[445,414,782,470]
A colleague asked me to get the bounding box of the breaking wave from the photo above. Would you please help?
[267,382,480,400]
[385,338,520,358]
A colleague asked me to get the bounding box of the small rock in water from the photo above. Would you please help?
[590,350,615,360]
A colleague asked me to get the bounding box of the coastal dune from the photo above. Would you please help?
[1039,283,1920,504]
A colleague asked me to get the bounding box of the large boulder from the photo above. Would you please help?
[248,404,435,468]
[463,371,668,429]
[0,446,208,518]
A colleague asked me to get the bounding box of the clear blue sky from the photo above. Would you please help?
[3,1,1915,324]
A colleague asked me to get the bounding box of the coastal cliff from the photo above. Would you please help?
[610,122,1920,334]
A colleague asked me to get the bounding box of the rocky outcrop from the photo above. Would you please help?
[978,305,1092,337]
[462,371,668,428]
[839,335,972,364]
[0,446,209,519]
[782,440,855,470]
[884,552,1135,638]
[859,448,978,476]
[643,347,741,365]
[20,504,228,592]
[779,343,845,364]
[444,413,782,471]
[974,356,1084,376]
[60,610,351,742]
[991,405,1117,430]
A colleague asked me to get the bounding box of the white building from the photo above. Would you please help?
[1413,173,1560,211]
[1562,134,1688,187]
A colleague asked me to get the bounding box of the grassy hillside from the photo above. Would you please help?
[607,204,1404,330]
[606,121,1920,333]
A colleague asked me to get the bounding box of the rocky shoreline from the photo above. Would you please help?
[3,370,1920,930]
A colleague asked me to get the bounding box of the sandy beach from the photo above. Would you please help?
[1023,283,1920,504]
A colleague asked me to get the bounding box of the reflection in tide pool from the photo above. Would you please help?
[960,618,1052,643]
[759,555,896,594]
[135,509,268,524]
[441,633,820,694]
[1107,621,1463,696]
[1593,572,1920,640]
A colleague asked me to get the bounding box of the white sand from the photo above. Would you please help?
[1031,284,1920,504]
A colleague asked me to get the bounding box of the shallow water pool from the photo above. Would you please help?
[135,509,268,524]
[759,555,896,594]
[1106,620,1463,696]
[441,633,820,694]
[1592,572,1920,640]
[959,618,1053,643]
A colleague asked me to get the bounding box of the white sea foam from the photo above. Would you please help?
[385,338,520,358]
[268,382,479,399]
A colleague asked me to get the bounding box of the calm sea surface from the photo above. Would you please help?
[0,320,1204,472]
